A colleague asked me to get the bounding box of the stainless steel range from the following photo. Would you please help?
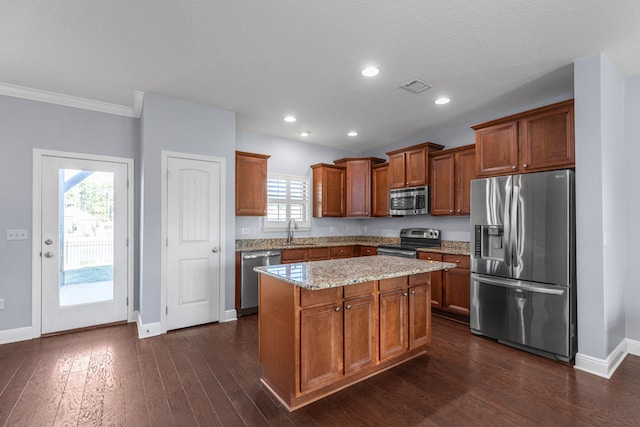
[377,228,441,258]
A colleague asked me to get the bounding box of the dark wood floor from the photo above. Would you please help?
[1,316,639,426]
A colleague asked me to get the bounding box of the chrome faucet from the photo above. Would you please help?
[287,218,298,244]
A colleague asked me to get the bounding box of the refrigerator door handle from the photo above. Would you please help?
[510,185,520,269]
[472,274,566,295]
[503,180,512,269]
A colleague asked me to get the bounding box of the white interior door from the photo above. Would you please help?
[166,156,222,330]
[41,155,129,334]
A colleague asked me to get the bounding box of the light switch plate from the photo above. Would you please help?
[6,229,28,240]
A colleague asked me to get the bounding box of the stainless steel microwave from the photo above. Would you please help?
[389,186,429,215]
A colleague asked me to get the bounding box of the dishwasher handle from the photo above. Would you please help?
[242,251,281,260]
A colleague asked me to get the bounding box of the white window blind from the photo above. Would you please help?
[264,174,311,230]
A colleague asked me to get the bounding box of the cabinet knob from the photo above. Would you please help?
[334,307,341,312]
[456,260,461,263]
[402,292,408,297]
[523,163,528,168]
[456,209,461,213]
[449,209,454,213]
[411,290,416,295]
[345,304,352,310]
[512,165,517,169]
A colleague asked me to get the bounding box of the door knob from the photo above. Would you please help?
[211,247,219,253]
[44,252,53,258]
[44,239,53,245]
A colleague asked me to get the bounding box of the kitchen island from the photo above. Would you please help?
[255,255,456,411]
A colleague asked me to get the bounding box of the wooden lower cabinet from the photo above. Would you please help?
[442,254,471,316]
[418,252,443,309]
[359,246,377,256]
[258,273,431,411]
[343,295,376,374]
[300,303,343,393]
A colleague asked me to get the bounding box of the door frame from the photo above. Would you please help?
[31,149,135,338]
[160,151,226,333]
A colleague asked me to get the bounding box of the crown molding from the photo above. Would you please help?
[0,82,143,118]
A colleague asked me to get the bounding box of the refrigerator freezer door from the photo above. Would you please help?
[470,274,572,359]
[512,170,573,286]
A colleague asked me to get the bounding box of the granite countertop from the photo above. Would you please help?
[254,255,457,290]
[237,236,471,256]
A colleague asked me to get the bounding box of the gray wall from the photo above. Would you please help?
[139,94,236,323]
[625,75,640,341]
[574,53,627,359]
[0,95,138,331]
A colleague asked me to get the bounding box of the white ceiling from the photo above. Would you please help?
[2,1,640,152]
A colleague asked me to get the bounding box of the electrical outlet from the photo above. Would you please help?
[242,227,250,234]
[0,298,4,310]
[6,229,28,240]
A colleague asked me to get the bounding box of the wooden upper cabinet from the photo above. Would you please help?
[235,151,270,216]
[430,145,476,216]
[472,99,574,177]
[334,157,385,217]
[311,164,345,217]
[371,163,390,217]
[386,142,444,189]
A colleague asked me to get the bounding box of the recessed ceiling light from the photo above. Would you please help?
[347,131,358,137]
[284,115,297,122]
[300,131,310,137]
[361,67,379,77]
[435,97,450,105]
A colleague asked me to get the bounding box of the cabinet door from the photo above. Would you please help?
[372,163,389,217]
[344,159,371,217]
[307,246,330,261]
[443,255,470,316]
[430,153,455,216]
[300,304,344,393]
[519,102,574,172]
[409,285,430,349]
[475,121,519,177]
[405,146,427,187]
[388,152,406,189]
[235,152,269,216]
[379,289,408,361]
[344,295,376,374]
[454,148,476,215]
[323,167,345,217]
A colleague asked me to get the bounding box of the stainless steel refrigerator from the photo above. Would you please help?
[470,169,576,361]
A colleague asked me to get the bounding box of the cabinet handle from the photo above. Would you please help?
[334,307,341,312]
[512,165,517,169]
[345,304,352,310]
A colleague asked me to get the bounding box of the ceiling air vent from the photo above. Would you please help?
[400,79,432,94]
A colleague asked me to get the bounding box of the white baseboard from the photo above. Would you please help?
[574,339,628,379]
[0,326,34,345]
[627,338,640,356]
[223,309,238,322]
[136,312,163,339]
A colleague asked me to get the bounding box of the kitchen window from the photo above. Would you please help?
[263,174,311,230]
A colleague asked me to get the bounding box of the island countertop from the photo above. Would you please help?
[254,255,456,290]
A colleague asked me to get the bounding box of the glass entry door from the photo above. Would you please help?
[40,155,129,334]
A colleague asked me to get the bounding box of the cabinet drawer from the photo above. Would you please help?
[443,254,470,269]
[409,273,430,287]
[418,252,443,262]
[307,247,330,261]
[379,276,408,292]
[281,248,307,263]
[330,246,356,258]
[300,287,342,307]
[343,281,376,299]
[359,246,377,256]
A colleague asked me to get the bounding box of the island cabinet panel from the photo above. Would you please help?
[300,304,344,393]
[409,284,431,349]
[379,289,409,361]
[418,252,444,309]
[343,295,376,375]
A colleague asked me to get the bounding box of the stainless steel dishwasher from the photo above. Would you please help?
[240,250,281,315]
